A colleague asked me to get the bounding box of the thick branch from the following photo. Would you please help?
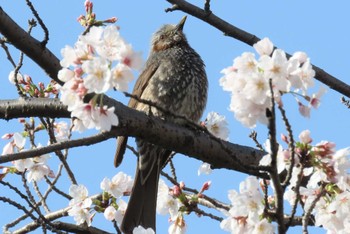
[0,7,62,85]
[0,98,265,176]
[0,98,69,120]
[165,0,350,98]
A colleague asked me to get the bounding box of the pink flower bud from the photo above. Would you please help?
[179,181,185,189]
[77,15,85,22]
[310,97,320,109]
[25,75,32,84]
[85,0,93,13]
[201,181,211,191]
[172,185,181,197]
[105,17,117,23]
[2,133,13,140]
[39,82,45,90]
[281,133,289,144]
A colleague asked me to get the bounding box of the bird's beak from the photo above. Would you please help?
[175,16,187,32]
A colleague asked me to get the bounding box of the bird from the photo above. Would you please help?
[114,16,208,233]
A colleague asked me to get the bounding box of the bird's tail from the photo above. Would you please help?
[121,161,160,234]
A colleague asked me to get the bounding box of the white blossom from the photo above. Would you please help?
[204,112,229,140]
[104,205,117,221]
[68,184,93,226]
[115,199,127,225]
[132,226,155,234]
[100,172,133,198]
[198,162,212,176]
[157,179,181,220]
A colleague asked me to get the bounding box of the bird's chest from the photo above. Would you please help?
[140,59,204,120]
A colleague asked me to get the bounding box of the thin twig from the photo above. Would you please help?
[33,181,50,213]
[279,104,296,188]
[341,96,350,109]
[266,79,286,233]
[25,0,49,46]
[249,130,264,151]
[0,131,114,164]
[192,206,222,221]
[0,37,16,67]
[44,176,72,200]
[0,196,38,223]
[302,186,326,234]
[204,0,211,13]
[286,164,304,229]
[161,171,230,211]
[42,117,77,185]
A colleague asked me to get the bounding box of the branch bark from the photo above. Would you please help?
[165,0,350,98]
[0,98,266,177]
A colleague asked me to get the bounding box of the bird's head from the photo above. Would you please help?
[151,16,188,52]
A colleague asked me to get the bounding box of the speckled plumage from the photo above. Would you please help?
[114,16,208,233]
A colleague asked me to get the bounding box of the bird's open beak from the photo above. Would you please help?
[175,16,187,32]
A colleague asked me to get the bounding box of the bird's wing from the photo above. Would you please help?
[114,59,160,167]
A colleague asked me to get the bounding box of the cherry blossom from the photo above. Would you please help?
[220,176,271,233]
[220,38,319,127]
[168,215,186,234]
[114,199,127,224]
[253,37,274,56]
[298,129,312,144]
[58,24,143,132]
[27,163,53,182]
[100,171,133,198]
[197,162,212,176]
[157,179,181,219]
[132,226,155,234]
[68,184,94,226]
[8,70,24,84]
[204,112,229,140]
[103,205,117,221]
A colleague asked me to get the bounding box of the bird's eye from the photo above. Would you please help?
[160,35,165,40]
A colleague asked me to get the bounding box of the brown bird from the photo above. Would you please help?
[114,16,208,233]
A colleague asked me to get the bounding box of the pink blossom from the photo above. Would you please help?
[299,129,312,144]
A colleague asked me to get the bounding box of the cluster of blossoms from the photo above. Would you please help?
[157,179,185,234]
[58,24,142,132]
[158,179,211,234]
[68,172,133,227]
[220,176,275,234]
[220,37,325,128]
[259,130,350,233]
[1,120,70,182]
[68,184,94,226]
[68,174,211,234]
[220,129,350,233]
[1,132,55,182]
[99,172,133,224]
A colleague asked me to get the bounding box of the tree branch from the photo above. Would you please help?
[165,0,350,98]
[0,98,69,120]
[0,130,114,164]
[0,98,266,177]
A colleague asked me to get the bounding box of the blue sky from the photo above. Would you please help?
[1,1,350,233]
